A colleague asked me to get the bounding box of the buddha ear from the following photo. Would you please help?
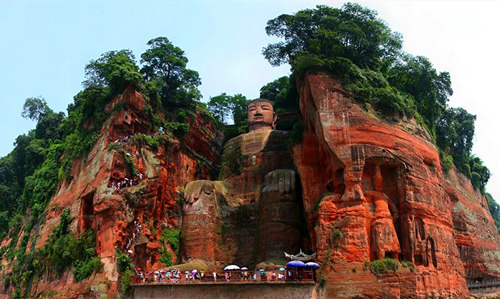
[272,112,277,130]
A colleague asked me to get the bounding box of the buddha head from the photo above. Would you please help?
[247,98,277,132]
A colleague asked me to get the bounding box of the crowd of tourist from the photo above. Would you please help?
[108,172,144,194]
[111,127,164,146]
[107,128,167,194]
[133,268,309,284]
[124,220,143,256]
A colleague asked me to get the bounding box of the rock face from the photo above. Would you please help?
[28,88,224,298]
[294,73,500,298]
[446,169,500,283]
[6,74,500,298]
[180,128,308,268]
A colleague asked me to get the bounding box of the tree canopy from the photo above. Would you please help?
[263,3,402,70]
[141,37,201,109]
[22,97,51,122]
[207,93,248,125]
[388,55,453,135]
[84,50,142,95]
[0,36,209,296]
[262,3,489,193]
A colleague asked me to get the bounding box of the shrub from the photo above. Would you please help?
[318,276,326,287]
[165,122,189,136]
[160,229,180,253]
[33,212,101,281]
[132,134,159,151]
[0,246,6,259]
[159,229,180,266]
[331,227,343,244]
[120,149,138,177]
[369,258,399,276]
[107,142,121,152]
[73,257,103,282]
[159,250,172,267]
[400,260,415,272]
[440,151,454,171]
[363,260,370,271]
[116,250,133,272]
[120,269,134,295]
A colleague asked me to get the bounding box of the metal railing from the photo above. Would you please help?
[132,270,316,285]
[467,280,500,290]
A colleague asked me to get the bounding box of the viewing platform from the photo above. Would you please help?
[131,270,317,298]
[131,280,316,299]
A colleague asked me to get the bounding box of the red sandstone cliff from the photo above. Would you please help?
[3,74,500,298]
[293,73,500,298]
[23,88,223,298]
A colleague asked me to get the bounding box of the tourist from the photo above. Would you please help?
[213,271,217,282]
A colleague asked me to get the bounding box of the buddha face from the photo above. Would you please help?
[247,101,276,131]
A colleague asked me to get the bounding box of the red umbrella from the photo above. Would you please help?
[137,267,142,271]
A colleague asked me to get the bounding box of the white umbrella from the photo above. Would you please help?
[224,264,240,271]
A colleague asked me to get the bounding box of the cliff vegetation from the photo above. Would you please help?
[261,3,491,198]
[0,36,207,297]
[0,3,498,298]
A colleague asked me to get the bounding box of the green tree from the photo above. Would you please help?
[22,97,51,122]
[436,108,475,161]
[388,55,453,135]
[83,50,142,95]
[140,37,201,109]
[207,93,248,125]
[263,3,402,70]
[486,193,500,235]
[0,211,8,239]
[469,156,490,192]
[260,76,288,102]
[34,111,65,141]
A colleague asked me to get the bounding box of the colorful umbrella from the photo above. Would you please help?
[279,267,286,271]
[136,267,142,271]
[286,260,306,268]
[241,267,248,271]
[305,262,320,269]
[224,264,240,270]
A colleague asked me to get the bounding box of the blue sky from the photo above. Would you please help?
[1,0,500,202]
